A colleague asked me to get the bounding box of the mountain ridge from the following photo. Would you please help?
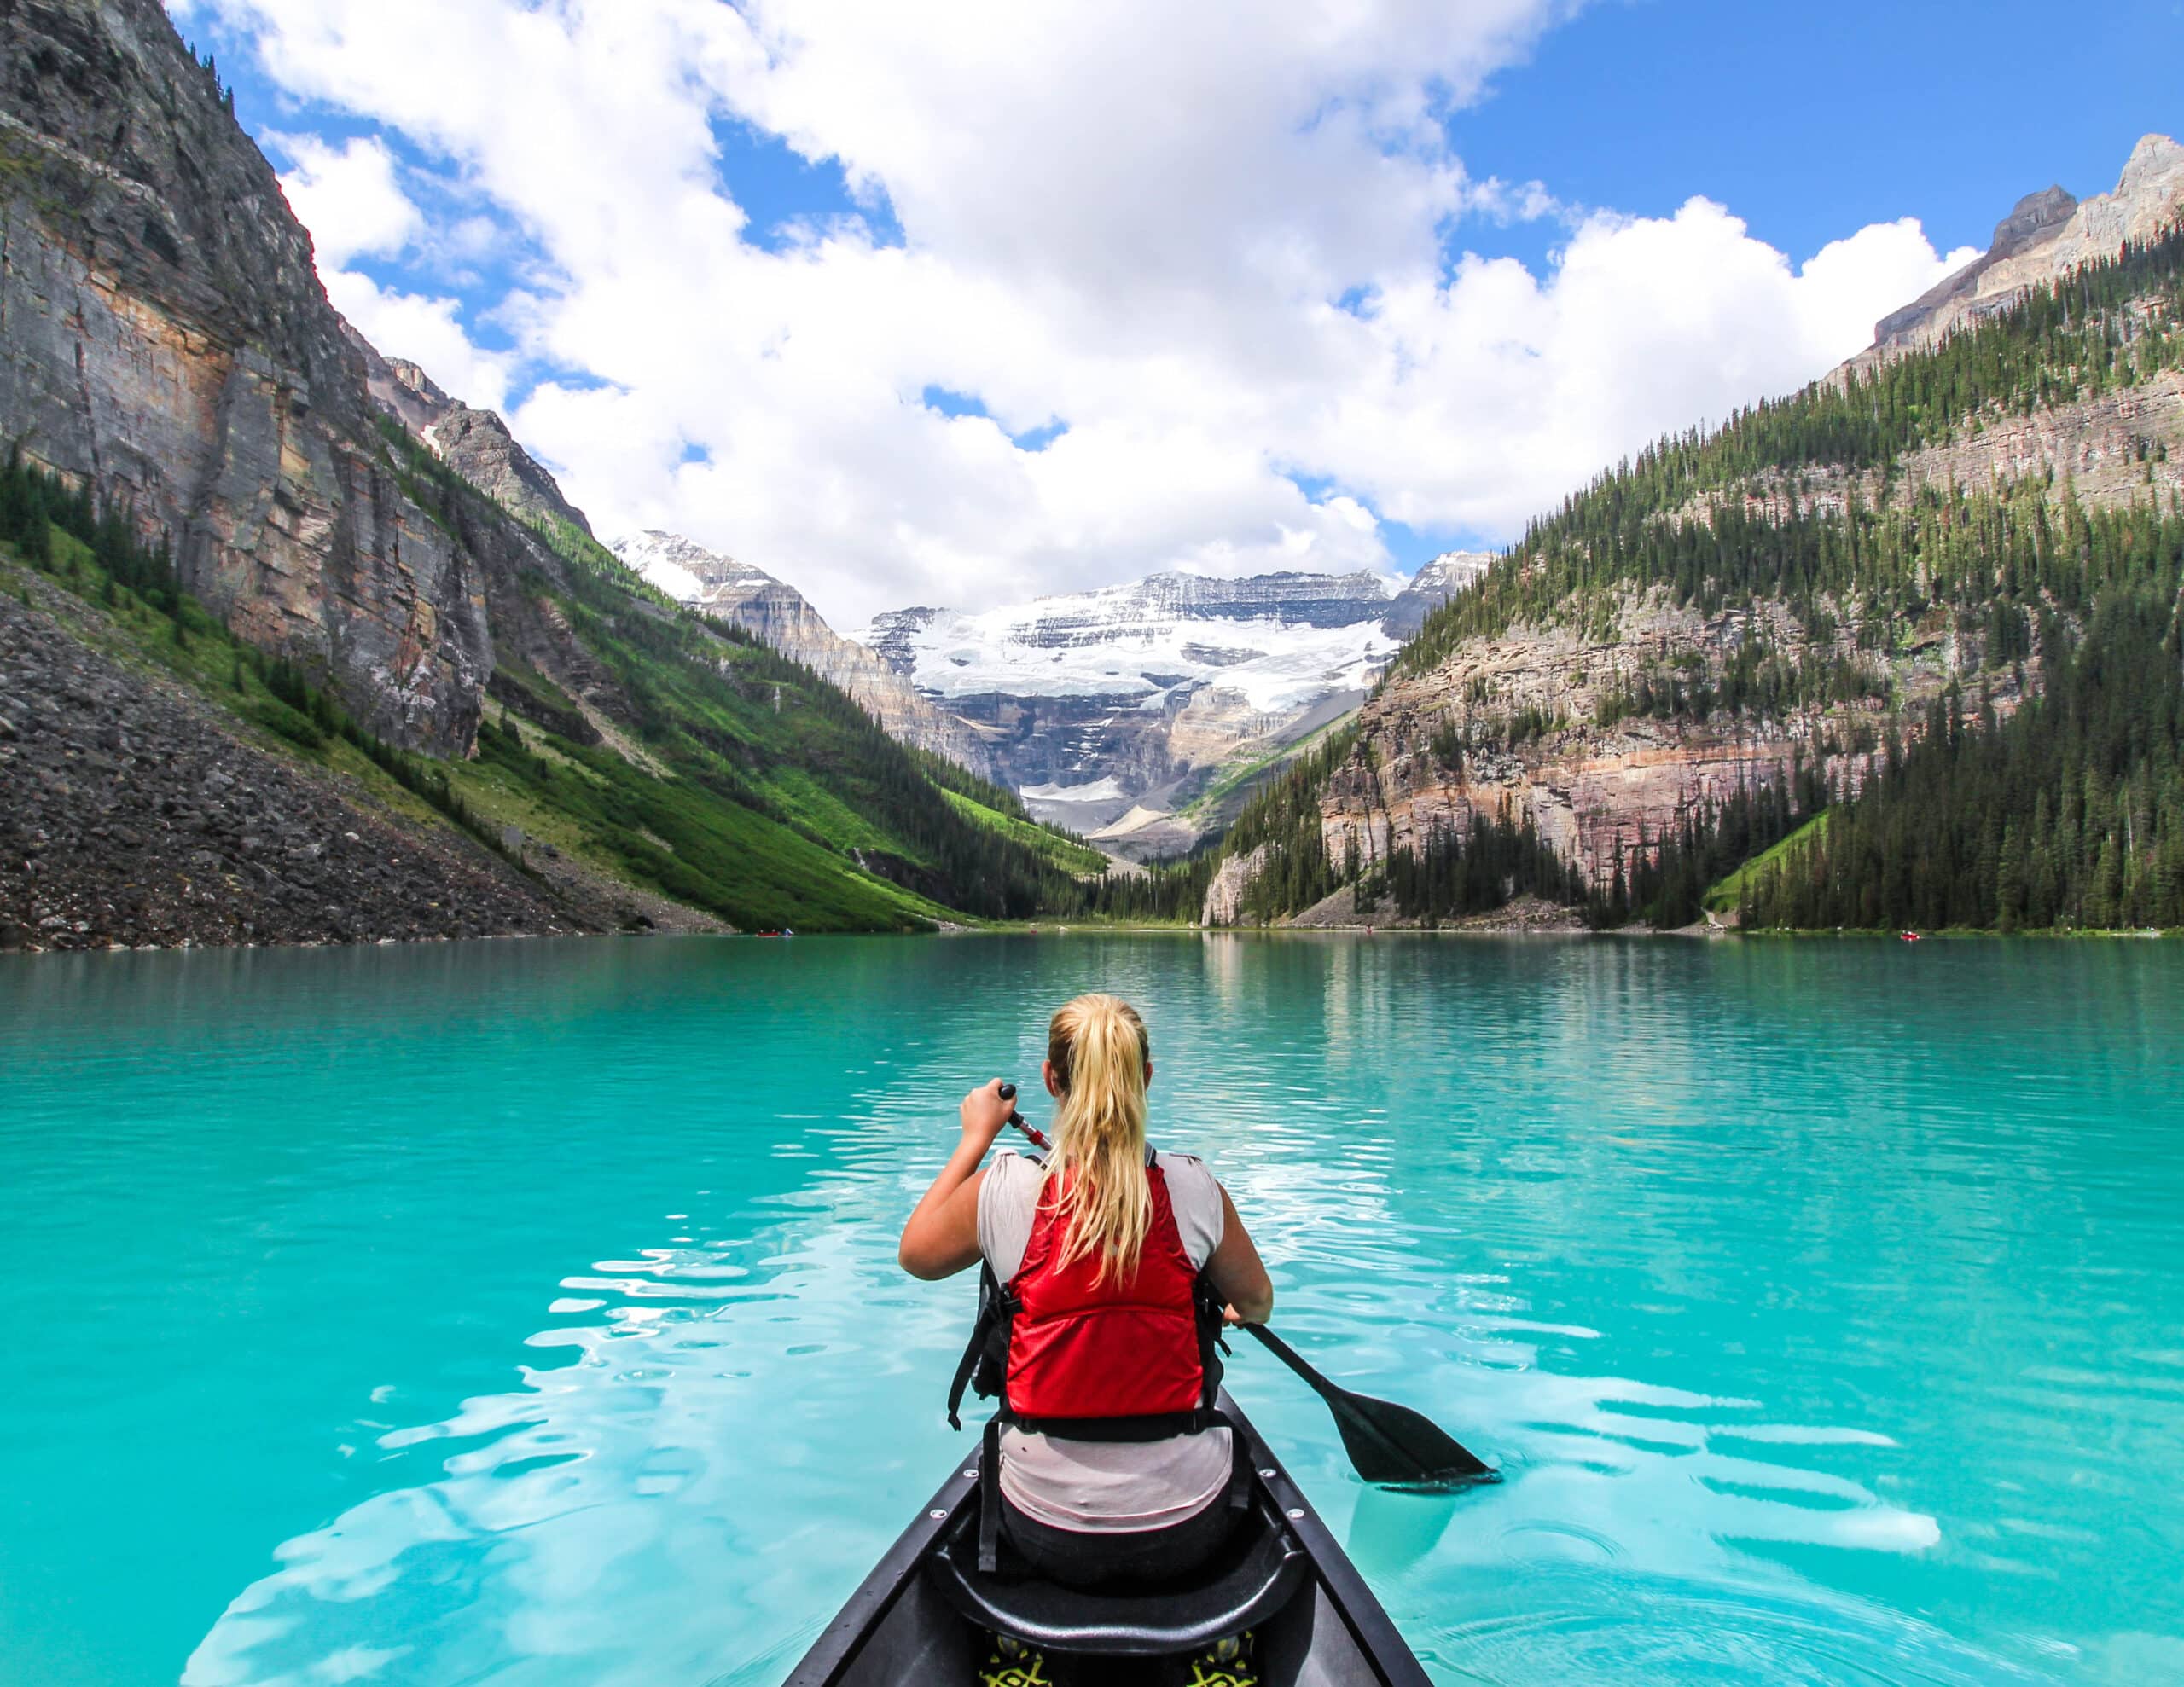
[612,530,996,778]
[1198,134,2184,931]
[1863,133,2183,359]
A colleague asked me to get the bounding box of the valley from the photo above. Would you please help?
[0,0,2175,947]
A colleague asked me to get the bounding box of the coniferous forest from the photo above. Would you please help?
[1203,223,2184,933]
[1738,576,2184,931]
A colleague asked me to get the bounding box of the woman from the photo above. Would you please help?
[899,993,1275,1589]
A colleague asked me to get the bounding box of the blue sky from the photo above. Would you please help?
[1446,0,2181,270]
[173,0,2178,617]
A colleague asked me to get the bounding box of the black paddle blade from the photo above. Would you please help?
[1327,1388,1496,1488]
[1244,1322,1496,1487]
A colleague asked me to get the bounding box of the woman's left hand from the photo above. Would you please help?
[959,1078,1015,1149]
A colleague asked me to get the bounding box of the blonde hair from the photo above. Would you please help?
[1042,994,1152,1284]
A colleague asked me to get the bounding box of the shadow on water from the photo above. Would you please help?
[3,935,2181,1685]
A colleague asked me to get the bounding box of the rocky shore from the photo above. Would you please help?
[0,575,595,954]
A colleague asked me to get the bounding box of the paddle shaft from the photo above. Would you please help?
[1240,1320,1343,1401]
[996,1082,1050,1152]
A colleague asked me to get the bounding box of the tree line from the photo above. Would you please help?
[1402,220,2182,674]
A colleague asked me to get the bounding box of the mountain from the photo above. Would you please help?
[1382,551,1495,638]
[362,348,598,540]
[0,0,1101,948]
[0,0,492,756]
[611,530,996,778]
[1199,135,2184,932]
[1868,136,2184,357]
[857,562,1487,849]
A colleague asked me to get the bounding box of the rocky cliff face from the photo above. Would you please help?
[612,530,996,777]
[1865,134,2183,357]
[357,346,597,540]
[1313,594,1943,897]
[0,0,492,755]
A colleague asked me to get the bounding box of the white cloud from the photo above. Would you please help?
[197,0,1978,626]
[272,133,421,269]
[323,272,514,415]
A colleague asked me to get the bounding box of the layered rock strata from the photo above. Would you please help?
[1310,595,1927,898]
[0,0,493,755]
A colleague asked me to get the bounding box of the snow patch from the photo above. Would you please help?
[1019,776,1130,803]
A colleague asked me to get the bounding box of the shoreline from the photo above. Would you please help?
[5,919,2175,958]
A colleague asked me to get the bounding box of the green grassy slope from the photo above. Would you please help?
[1705,814,1830,913]
[938,787,1108,876]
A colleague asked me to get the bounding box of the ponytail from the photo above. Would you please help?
[1042,994,1151,1284]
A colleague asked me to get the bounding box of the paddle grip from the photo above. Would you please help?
[995,1081,1050,1151]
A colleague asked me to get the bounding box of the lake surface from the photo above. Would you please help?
[2,935,2180,1686]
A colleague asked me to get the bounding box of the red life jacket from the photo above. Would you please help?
[943,1147,1242,1574]
[1003,1158,1205,1427]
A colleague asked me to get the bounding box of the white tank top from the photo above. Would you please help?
[975,1147,1235,1533]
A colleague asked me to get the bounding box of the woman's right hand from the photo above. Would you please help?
[959,1079,1015,1150]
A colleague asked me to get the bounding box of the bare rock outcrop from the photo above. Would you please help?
[358,345,597,540]
[0,0,494,755]
[1200,844,1268,925]
[1313,594,1917,895]
[1865,134,2184,359]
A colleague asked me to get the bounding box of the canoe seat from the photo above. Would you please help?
[926,1498,1310,1657]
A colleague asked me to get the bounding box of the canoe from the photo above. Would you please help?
[785,1389,1430,1686]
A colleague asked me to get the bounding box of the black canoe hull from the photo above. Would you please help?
[785,1392,1431,1687]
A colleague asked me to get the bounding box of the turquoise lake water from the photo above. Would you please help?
[2,934,2181,1686]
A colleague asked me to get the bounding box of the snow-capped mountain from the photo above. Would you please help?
[865,570,1403,714]
[1382,550,1494,637]
[612,531,996,778]
[857,557,1489,848]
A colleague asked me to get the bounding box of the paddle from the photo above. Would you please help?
[994,1085,1496,1490]
[1239,1322,1495,1487]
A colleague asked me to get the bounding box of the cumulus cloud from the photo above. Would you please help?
[270,132,421,269]
[192,0,1976,624]
[324,273,515,415]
